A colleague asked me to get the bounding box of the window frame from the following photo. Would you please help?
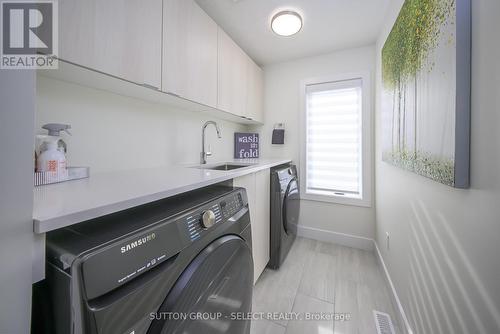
[299,72,372,207]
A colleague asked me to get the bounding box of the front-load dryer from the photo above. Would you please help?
[268,164,300,269]
[42,185,253,334]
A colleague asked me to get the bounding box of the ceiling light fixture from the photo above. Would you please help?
[271,10,303,37]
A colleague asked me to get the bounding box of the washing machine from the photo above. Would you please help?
[43,185,253,334]
[268,164,300,269]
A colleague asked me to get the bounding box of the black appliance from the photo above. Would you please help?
[42,185,253,334]
[268,164,300,269]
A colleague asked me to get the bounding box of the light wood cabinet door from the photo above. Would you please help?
[233,169,271,283]
[217,28,248,117]
[233,173,257,281]
[246,57,264,123]
[253,169,271,280]
[162,0,218,107]
[59,0,162,89]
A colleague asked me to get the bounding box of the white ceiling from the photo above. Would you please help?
[195,0,391,66]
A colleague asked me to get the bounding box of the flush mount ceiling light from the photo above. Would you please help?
[271,10,303,37]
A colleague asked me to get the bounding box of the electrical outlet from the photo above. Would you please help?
[386,232,390,250]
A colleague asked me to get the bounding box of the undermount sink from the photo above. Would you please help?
[192,163,255,171]
[209,163,251,171]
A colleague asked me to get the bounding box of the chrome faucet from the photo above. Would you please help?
[200,121,221,164]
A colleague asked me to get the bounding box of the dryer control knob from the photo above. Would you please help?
[201,210,216,229]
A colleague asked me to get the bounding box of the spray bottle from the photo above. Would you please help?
[35,123,71,181]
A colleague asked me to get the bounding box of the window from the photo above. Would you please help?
[300,73,371,207]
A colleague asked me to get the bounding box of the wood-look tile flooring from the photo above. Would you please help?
[251,237,402,334]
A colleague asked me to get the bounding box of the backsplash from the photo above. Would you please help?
[36,76,248,173]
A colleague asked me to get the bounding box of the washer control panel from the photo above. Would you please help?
[185,202,222,241]
[220,192,244,219]
[182,191,244,242]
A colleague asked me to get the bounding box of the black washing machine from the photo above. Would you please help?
[41,185,253,334]
[268,164,300,269]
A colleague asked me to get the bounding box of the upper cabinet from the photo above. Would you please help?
[162,0,218,108]
[57,0,263,124]
[246,57,264,123]
[217,28,248,118]
[218,28,264,122]
[59,0,162,89]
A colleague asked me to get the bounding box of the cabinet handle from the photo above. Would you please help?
[142,83,159,91]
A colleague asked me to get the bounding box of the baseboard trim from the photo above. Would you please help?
[293,224,374,251]
[374,241,413,334]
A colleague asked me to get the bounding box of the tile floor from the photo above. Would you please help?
[251,237,402,334]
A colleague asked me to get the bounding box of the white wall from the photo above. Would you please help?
[36,76,248,173]
[0,72,36,334]
[255,46,376,239]
[375,1,500,333]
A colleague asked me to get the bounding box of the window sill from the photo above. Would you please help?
[300,192,372,208]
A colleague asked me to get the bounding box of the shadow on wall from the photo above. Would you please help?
[407,200,500,334]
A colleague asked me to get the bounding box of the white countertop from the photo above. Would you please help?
[33,159,291,233]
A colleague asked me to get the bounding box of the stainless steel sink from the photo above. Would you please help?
[192,163,255,171]
[209,163,250,171]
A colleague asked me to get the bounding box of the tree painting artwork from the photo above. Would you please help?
[381,0,471,188]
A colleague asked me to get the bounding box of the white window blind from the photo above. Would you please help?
[305,78,363,198]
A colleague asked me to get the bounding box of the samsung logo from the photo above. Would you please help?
[120,233,156,254]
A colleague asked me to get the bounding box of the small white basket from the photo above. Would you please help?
[34,167,90,186]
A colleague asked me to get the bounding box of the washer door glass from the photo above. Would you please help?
[283,177,300,234]
[148,235,253,334]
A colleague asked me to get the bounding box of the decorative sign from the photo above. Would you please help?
[234,133,259,159]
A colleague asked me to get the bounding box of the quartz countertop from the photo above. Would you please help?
[33,158,291,233]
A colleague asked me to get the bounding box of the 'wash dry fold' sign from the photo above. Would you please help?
[234,133,259,159]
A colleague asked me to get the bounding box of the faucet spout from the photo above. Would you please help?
[201,121,222,164]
